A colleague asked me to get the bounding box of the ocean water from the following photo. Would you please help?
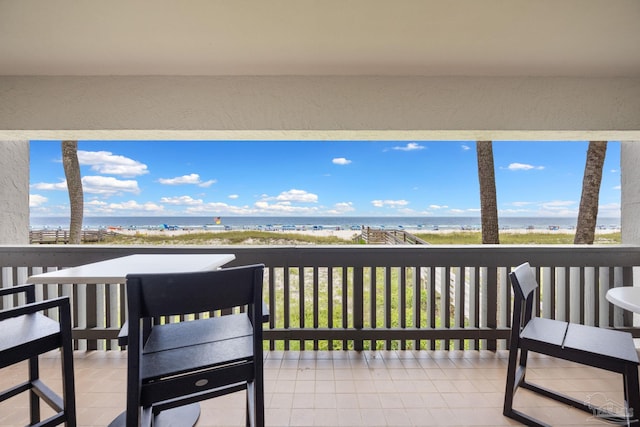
[30,216,621,232]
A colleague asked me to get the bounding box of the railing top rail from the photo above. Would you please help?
[1,244,639,269]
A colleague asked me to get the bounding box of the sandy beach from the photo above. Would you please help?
[111,225,619,241]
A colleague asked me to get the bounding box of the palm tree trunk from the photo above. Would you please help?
[477,141,499,244]
[62,140,84,244]
[574,141,607,244]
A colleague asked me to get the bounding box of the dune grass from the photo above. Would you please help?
[100,230,353,245]
[414,231,621,245]
[100,230,621,245]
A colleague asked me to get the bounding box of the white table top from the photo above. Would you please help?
[606,287,640,314]
[26,253,236,284]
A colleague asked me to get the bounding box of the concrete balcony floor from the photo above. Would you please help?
[0,349,632,426]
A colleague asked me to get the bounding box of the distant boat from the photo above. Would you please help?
[548,225,559,230]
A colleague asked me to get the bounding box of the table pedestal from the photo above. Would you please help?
[108,403,200,427]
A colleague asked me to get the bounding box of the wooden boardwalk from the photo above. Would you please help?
[360,228,429,245]
[29,229,106,244]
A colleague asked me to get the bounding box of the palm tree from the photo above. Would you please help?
[62,140,84,244]
[574,141,607,244]
[476,141,499,244]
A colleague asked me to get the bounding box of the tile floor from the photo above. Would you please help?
[0,349,633,426]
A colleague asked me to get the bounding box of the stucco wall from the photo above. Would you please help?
[1,76,639,141]
[0,141,29,244]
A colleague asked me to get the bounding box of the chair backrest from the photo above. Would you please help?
[509,262,538,302]
[126,264,265,320]
[508,262,539,336]
[125,264,265,426]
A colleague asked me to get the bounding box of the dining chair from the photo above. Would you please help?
[504,262,640,427]
[124,264,265,427]
[0,284,76,426]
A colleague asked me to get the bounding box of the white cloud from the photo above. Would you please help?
[542,200,575,208]
[32,176,140,196]
[326,202,355,215]
[82,175,140,195]
[228,194,239,199]
[274,189,318,203]
[78,150,149,177]
[461,144,471,151]
[535,200,578,217]
[371,199,409,208]
[29,194,48,207]
[613,185,621,190]
[31,181,68,191]
[429,204,448,209]
[598,202,621,217]
[507,163,544,171]
[158,174,216,187]
[499,208,532,215]
[332,157,352,165]
[511,201,534,207]
[86,200,107,207]
[392,142,425,152]
[160,196,203,206]
[185,202,254,215]
[181,189,326,216]
[253,200,320,215]
[106,200,164,212]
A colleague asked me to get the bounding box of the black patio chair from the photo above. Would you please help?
[0,284,76,426]
[124,264,265,427]
[504,262,640,427]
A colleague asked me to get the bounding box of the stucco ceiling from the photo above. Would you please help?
[1,0,639,77]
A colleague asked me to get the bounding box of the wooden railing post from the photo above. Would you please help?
[353,266,364,351]
[486,267,498,351]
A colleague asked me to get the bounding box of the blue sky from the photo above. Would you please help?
[29,140,621,218]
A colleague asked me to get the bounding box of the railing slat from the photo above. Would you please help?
[313,266,319,351]
[399,266,406,350]
[384,267,392,350]
[341,267,348,350]
[412,266,421,350]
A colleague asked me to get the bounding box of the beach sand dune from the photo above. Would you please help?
[112,226,616,241]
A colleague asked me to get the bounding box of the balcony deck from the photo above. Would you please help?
[0,349,631,427]
[2,244,639,425]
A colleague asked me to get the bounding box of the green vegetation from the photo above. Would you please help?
[414,231,621,245]
[99,228,621,351]
[100,230,352,245]
[100,229,621,245]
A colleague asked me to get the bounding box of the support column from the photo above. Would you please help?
[621,142,640,244]
[621,142,640,328]
[0,140,29,244]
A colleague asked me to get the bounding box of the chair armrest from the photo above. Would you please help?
[0,284,35,298]
[118,320,130,346]
[0,296,69,321]
[262,301,270,323]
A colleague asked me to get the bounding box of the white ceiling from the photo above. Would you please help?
[1,0,639,77]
